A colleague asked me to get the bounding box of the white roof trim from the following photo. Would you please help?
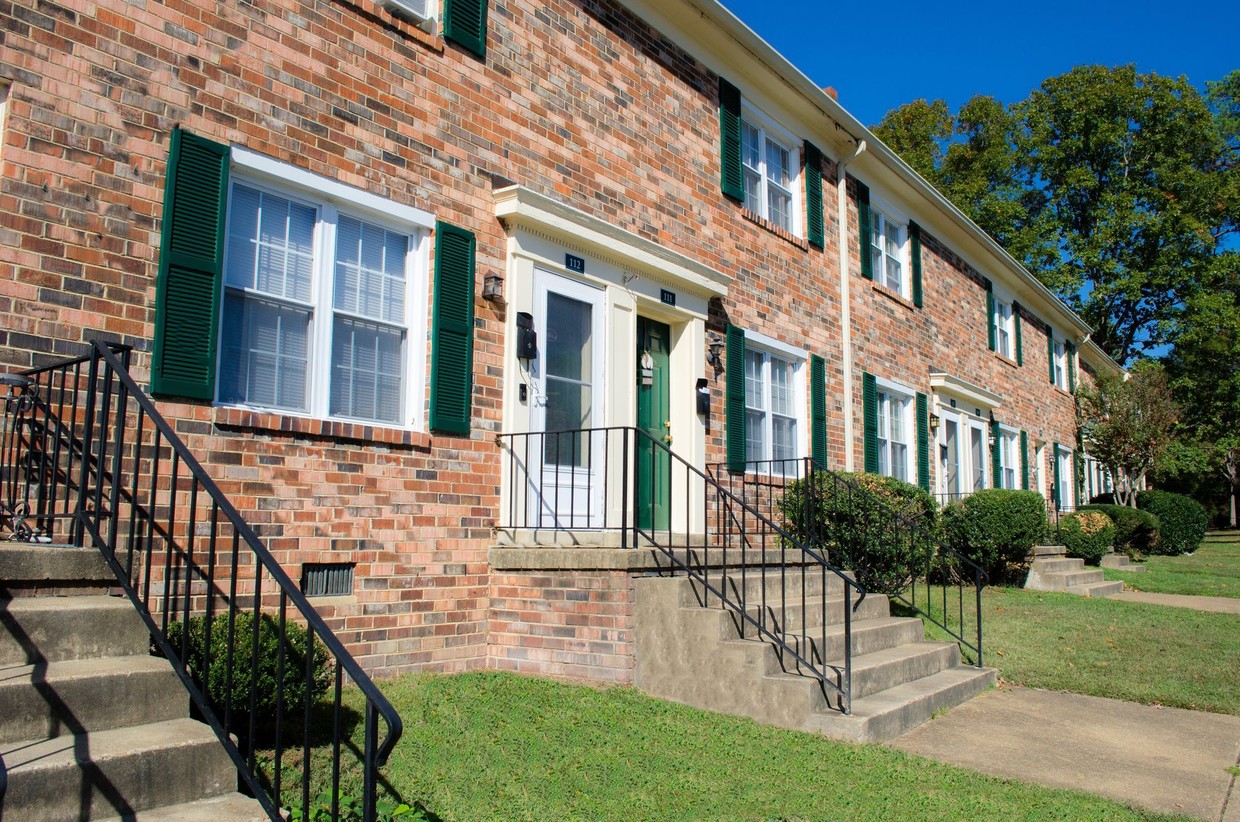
[494,184,730,298]
[930,371,1002,410]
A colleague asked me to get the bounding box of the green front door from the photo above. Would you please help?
[636,317,671,531]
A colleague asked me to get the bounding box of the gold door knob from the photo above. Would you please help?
[664,419,671,428]
[664,434,673,444]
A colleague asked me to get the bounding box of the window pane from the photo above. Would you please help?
[744,350,764,410]
[891,442,908,482]
[885,254,902,292]
[330,316,403,424]
[745,409,765,464]
[226,185,261,289]
[742,122,761,170]
[769,185,792,231]
[765,139,790,188]
[544,380,592,467]
[772,415,796,462]
[885,221,901,256]
[888,396,905,445]
[546,293,592,382]
[219,292,309,412]
[876,393,889,439]
[335,216,409,325]
[743,168,762,215]
[227,185,315,302]
[943,419,959,495]
[971,427,986,491]
[769,358,792,415]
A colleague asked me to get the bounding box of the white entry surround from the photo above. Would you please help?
[494,185,730,534]
[929,371,1002,499]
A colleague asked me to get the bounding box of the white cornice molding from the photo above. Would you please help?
[929,372,1003,410]
[493,184,730,298]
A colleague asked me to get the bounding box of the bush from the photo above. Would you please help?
[778,470,936,597]
[1079,503,1160,558]
[1135,490,1208,555]
[1059,510,1115,564]
[939,490,1047,584]
[166,611,333,730]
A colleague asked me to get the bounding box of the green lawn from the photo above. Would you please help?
[923,586,1240,715]
[1103,531,1240,598]
[289,671,1180,821]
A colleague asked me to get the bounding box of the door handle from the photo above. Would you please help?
[664,434,673,444]
[664,420,671,428]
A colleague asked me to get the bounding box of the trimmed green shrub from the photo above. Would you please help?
[778,470,936,597]
[1059,510,1115,565]
[939,490,1047,584]
[166,611,333,729]
[1135,490,1208,555]
[1079,503,1160,558]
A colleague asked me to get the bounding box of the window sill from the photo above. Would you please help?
[993,351,1020,369]
[741,209,809,250]
[213,406,432,450]
[348,0,444,52]
[1052,385,1076,399]
[870,282,916,311]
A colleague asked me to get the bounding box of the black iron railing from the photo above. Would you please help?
[3,341,401,821]
[497,427,866,714]
[1045,498,1076,544]
[711,457,987,667]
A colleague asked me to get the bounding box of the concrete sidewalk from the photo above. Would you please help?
[1109,590,1240,615]
[890,686,1240,821]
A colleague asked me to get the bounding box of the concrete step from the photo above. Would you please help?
[843,640,962,701]
[0,655,185,744]
[0,595,150,665]
[1101,554,1146,572]
[1057,568,1106,586]
[1029,545,1067,558]
[0,717,236,821]
[806,664,997,743]
[741,590,890,631]
[686,564,850,605]
[1030,557,1084,574]
[1065,580,1124,598]
[0,544,113,584]
[95,792,268,822]
[774,616,927,662]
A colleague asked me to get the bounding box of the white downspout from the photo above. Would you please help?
[837,139,866,471]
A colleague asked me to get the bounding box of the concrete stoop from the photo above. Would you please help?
[1024,545,1124,597]
[0,544,265,821]
[633,571,996,744]
[1100,553,1147,572]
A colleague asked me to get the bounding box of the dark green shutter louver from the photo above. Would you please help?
[725,325,747,472]
[909,221,923,307]
[1075,429,1085,505]
[990,418,1001,487]
[1047,327,1056,384]
[429,221,476,435]
[810,353,827,467]
[805,141,824,250]
[857,182,873,281]
[1067,342,1077,393]
[718,78,744,202]
[1020,430,1030,490]
[862,372,878,473]
[443,0,488,59]
[916,392,929,491]
[1013,301,1023,365]
[984,278,996,352]
[151,127,230,400]
[1052,443,1062,506]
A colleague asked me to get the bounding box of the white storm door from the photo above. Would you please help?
[529,269,606,528]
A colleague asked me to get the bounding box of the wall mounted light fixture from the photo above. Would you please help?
[482,273,504,302]
[706,332,725,374]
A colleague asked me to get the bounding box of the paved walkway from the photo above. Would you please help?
[891,686,1240,821]
[1109,590,1240,615]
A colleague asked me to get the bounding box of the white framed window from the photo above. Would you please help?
[1053,339,1068,390]
[217,154,431,428]
[868,201,908,296]
[744,335,806,471]
[997,427,1019,490]
[875,378,914,482]
[993,297,1015,359]
[741,105,801,235]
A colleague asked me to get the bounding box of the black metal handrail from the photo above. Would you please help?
[497,427,866,714]
[712,457,988,667]
[6,341,402,821]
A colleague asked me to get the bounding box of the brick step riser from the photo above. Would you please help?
[0,600,151,666]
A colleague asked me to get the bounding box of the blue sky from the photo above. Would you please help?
[717,1,1240,128]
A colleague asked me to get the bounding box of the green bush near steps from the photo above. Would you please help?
[939,489,1047,584]
[1079,503,1159,558]
[1058,510,1116,565]
[1091,489,1208,555]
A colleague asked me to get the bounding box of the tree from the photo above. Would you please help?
[1077,361,1179,508]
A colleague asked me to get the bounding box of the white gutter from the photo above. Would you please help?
[837,139,867,471]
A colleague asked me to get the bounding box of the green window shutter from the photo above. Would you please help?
[1047,328,1056,384]
[805,141,824,250]
[909,221,923,308]
[916,392,929,491]
[1067,342,1077,393]
[725,324,747,472]
[151,127,230,400]
[810,353,827,467]
[1020,430,1029,490]
[857,182,873,281]
[443,0,488,59]
[429,221,476,435]
[718,78,744,202]
[862,372,878,473]
[990,419,1001,487]
[984,278,996,352]
[1013,301,1023,365]
[1052,443,1062,506]
[1075,429,1085,505]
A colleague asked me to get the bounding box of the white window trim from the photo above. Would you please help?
[1053,336,1068,390]
[217,152,432,430]
[743,330,807,471]
[997,424,1020,490]
[740,102,802,237]
[867,191,910,298]
[874,375,915,483]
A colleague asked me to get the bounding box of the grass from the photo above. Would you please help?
[919,585,1240,715]
[1103,531,1240,599]
[284,670,1181,821]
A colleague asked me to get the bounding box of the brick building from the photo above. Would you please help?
[0,0,1121,686]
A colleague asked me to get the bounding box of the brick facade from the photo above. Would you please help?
[0,0,1115,682]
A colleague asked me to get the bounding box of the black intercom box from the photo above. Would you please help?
[516,312,537,360]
